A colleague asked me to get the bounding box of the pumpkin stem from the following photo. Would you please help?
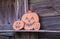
[27,10,32,13]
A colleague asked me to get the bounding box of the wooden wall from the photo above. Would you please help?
[0,0,15,24]
[0,0,60,39]
[29,0,60,30]
[0,0,15,38]
[29,0,60,16]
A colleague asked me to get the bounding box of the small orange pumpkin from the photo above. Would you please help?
[22,10,39,30]
[13,20,24,30]
[33,23,40,30]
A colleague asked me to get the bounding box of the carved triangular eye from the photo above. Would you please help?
[18,23,20,24]
[26,17,29,20]
[13,20,24,30]
[16,22,18,24]
[31,17,34,20]
[16,22,20,24]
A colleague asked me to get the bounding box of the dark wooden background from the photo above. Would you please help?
[29,0,60,30]
[0,0,60,39]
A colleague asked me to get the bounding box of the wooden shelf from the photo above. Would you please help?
[0,30,60,33]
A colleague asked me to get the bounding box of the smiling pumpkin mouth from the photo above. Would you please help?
[16,25,20,28]
[25,22,35,26]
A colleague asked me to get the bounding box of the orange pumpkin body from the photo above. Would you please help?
[22,10,40,30]
[33,23,40,30]
[13,20,24,30]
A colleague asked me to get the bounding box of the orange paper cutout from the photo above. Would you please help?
[22,10,39,30]
[33,23,40,30]
[13,20,24,30]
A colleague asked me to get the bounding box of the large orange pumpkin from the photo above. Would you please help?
[13,20,24,30]
[22,10,39,30]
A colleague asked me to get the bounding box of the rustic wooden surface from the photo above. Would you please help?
[1,0,15,24]
[0,36,14,39]
[0,0,60,39]
[0,0,15,36]
[15,32,60,39]
[15,32,38,39]
[29,0,60,16]
[29,0,60,30]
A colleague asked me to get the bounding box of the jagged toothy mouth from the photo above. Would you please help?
[25,22,35,26]
[16,26,20,28]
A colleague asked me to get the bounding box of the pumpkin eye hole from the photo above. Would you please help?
[17,22,20,24]
[18,23,20,24]
[31,17,34,20]
[26,17,29,20]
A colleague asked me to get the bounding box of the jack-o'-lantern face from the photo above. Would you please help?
[22,13,39,24]
[22,10,39,30]
[13,20,24,30]
[33,23,40,30]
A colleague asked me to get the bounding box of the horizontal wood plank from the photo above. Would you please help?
[0,30,60,32]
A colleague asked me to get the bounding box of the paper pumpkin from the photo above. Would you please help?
[33,23,40,30]
[22,10,39,30]
[13,20,24,30]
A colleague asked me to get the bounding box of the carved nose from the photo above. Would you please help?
[28,20,30,22]
[16,26,20,28]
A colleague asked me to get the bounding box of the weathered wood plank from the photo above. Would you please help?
[1,0,15,24]
[0,0,15,36]
[0,36,9,39]
[40,16,60,30]
[15,33,26,39]
[0,36,15,39]
[9,36,15,39]
[1,30,60,32]
[30,0,52,4]
[15,32,38,39]
[29,0,60,17]
[38,32,60,39]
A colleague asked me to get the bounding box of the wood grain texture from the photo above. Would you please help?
[0,0,15,36]
[29,0,60,16]
[0,36,15,39]
[40,16,60,30]
[0,0,15,24]
[0,0,60,39]
[38,32,60,39]
[0,36,9,39]
[15,32,38,39]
